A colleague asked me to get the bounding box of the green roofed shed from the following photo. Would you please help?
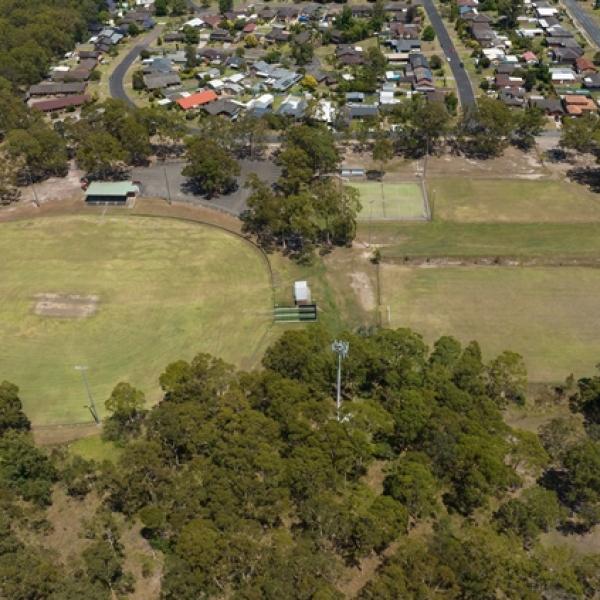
[85,181,139,204]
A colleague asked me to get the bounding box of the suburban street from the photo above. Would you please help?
[562,0,600,47]
[421,0,476,109]
[109,26,163,107]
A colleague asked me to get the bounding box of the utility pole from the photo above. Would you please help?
[26,166,40,208]
[75,365,100,424]
[163,162,172,205]
[331,340,349,422]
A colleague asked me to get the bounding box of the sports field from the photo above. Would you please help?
[380,265,600,383]
[0,216,273,425]
[429,178,600,223]
[351,182,426,221]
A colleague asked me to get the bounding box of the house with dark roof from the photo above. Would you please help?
[30,94,90,112]
[28,82,87,96]
[266,27,290,43]
[143,72,181,90]
[202,99,242,118]
[351,5,373,18]
[529,96,565,116]
[210,29,235,43]
[346,103,379,119]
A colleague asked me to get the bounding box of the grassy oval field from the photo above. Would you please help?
[0,215,273,425]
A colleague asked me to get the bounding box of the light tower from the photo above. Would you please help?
[331,340,349,422]
[74,365,100,425]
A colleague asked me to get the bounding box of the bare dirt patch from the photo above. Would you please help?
[34,293,99,318]
[350,271,377,312]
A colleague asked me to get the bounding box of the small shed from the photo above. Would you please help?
[294,281,311,305]
[85,181,139,204]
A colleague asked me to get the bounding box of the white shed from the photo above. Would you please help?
[294,281,311,305]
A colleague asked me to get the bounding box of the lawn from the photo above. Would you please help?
[429,178,600,223]
[351,182,426,221]
[380,265,600,383]
[369,221,600,259]
[0,216,274,425]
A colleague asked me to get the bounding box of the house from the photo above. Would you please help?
[259,7,276,21]
[521,51,537,65]
[338,52,364,66]
[176,89,218,110]
[563,94,597,115]
[210,29,234,43]
[28,82,87,96]
[346,103,379,119]
[266,27,290,43]
[227,55,245,69]
[389,22,420,39]
[143,72,181,90]
[294,30,311,45]
[183,17,205,28]
[346,91,365,103]
[203,99,242,118]
[550,67,577,84]
[583,72,600,89]
[30,94,90,112]
[499,87,526,107]
[85,181,139,204]
[142,57,173,74]
[164,32,185,42]
[529,96,565,116]
[276,6,299,23]
[243,22,257,34]
[471,22,495,47]
[575,56,597,74]
[78,50,101,61]
[314,99,335,123]
[201,15,223,29]
[200,48,231,63]
[551,47,583,64]
[278,95,307,119]
[351,5,372,18]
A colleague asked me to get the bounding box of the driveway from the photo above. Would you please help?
[109,26,163,107]
[421,0,476,109]
[131,158,280,215]
[562,0,600,47]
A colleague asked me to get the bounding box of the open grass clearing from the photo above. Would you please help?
[429,177,600,223]
[380,265,600,383]
[367,221,600,259]
[351,182,426,221]
[0,215,274,425]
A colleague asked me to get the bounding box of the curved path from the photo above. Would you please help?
[109,26,163,107]
[421,0,476,109]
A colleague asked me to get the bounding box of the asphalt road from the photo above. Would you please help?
[421,0,476,109]
[109,26,163,107]
[562,0,600,47]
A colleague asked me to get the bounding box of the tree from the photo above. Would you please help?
[182,136,240,197]
[512,106,545,150]
[301,75,318,91]
[219,0,233,14]
[0,381,30,435]
[486,350,527,407]
[456,97,515,158]
[372,135,394,175]
[383,453,439,520]
[132,69,145,91]
[103,382,146,442]
[76,131,128,179]
[184,44,198,69]
[245,34,258,48]
[560,112,600,155]
[422,25,436,41]
[0,153,22,205]
[0,430,57,505]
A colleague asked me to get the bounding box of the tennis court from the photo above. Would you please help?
[351,182,427,221]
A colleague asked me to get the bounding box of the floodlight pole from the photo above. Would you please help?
[75,365,100,425]
[331,340,349,422]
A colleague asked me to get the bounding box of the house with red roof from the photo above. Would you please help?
[176,90,218,110]
[521,51,537,65]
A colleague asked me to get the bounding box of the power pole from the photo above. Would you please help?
[75,365,100,424]
[163,162,172,205]
[27,167,40,208]
[331,340,349,422]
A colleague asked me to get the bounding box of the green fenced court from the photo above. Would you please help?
[351,182,427,221]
